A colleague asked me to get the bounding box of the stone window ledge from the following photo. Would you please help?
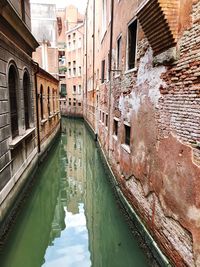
[121,143,131,154]
[9,127,36,150]
[124,67,137,75]
[48,114,54,120]
[112,134,118,141]
[41,119,48,126]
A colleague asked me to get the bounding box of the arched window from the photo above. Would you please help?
[40,85,44,120]
[23,71,30,129]
[8,65,19,138]
[47,86,50,116]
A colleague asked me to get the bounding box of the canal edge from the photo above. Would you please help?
[0,126,61,248]
[84,117,172,267]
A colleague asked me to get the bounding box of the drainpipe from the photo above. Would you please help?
[108,0,114,157]
[92,0,95,129]
[85,6,88,120]
[33,61,41,153]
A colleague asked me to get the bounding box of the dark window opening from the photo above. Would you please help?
[105,114,108,127]
[102,112,105,123]
[117,36,122,70]
[128,20,137,70]
[21,0,25,22]
[113,120,118,136]
[23,72,30,129]
[47,87,50,116]
[40,85,44,120]
[101,60,105,83]
[61,84,66,97]
[9,65,19,138]
[78,102,81,106]
[124,124,131,146]
[73,102,76,106]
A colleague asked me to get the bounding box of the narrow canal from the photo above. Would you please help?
[0,118,150,267]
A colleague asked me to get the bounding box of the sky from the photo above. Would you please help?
[30,0,87,14]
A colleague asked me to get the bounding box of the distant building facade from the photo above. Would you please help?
[84,0,200,266]
[31,2,59,79]
[56,5,84,117]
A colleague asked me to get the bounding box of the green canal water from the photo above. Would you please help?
[0,119,150,267]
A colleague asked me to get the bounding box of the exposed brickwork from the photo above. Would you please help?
[84,0,200,266]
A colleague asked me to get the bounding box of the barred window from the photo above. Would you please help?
[8,65,19,138]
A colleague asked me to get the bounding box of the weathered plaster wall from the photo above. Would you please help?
[84,0,200,266]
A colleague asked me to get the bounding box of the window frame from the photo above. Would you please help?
[126,18,138,71]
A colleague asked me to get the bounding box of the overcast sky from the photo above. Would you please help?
[30,0,87,14]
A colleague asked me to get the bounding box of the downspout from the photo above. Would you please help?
[108,0,114,157]
[85,6,88,119]
[33,61,40,153]
[92,0,95,129]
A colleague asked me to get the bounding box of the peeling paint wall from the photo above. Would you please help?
[84,0,200,266]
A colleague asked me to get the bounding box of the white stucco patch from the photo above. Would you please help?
[187,205,200,227]
[118,48,166,117]
[137,48,166,105]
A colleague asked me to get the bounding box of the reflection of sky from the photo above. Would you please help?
[42,203,91,267]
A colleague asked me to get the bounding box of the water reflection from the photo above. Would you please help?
[0,119,149,267]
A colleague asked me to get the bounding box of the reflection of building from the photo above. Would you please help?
[31,3,59,78]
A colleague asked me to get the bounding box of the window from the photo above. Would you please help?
[107,53,110,81]
[113,119,118,136]
[61,84,66,97]
[21,0,25,22]
[73,85,76,94]
[78,37,82,48]
[73,32,76,39]
[47,87,50,116]
[73,102,76,106]
[78,103,81,106]
[69,101,71,106]
[52,89,55,112]
[79,66,81,76]
[78,85,81,94]
[102,112,105,123]
[124,124,131,146]
[68,35,71,40]
[105,114,108,127]
[8,65,19,138]
[68,68,71,77]
[101,60,105,83]
[117,35,122,70]
[102,0,107,34]
[127,20,137,70]
[73,40,76,49]
[40,85,44,120]
[23,71,30,129]
[73,68,76,76]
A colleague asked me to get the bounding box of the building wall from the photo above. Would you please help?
[0,0,38,223]
[31,3,59,78]
[36,68,60,153]
[84,0,200,266]
[57,5,84,118]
